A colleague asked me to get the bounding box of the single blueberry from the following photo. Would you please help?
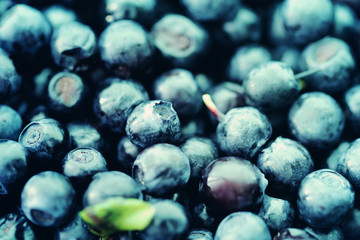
[0,51,21,102]
[43,4,78,29]
[67,122,105,151]
[281,0,334,46]
[297,169,355,228]
[99,20,154,78]
[243,61,301,110]
[21,171,76,227]
[116,136,140,173]
[132,143,190,196]
[344,84,360,134]
[51,21,96,71]
[125,100,181,149]
[0,4,52,57]
[288,92,345,150]
[257,136,314,193]
[216,107,272,159]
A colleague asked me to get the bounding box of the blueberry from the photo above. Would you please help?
[214,212,271,240]
[21,171,76,227]
[300,37,355,95]
[333,3,358,41]
[0,213,36,240]
[54,213,98,240]
[216,107,272,159]
[67,122,105,151]
[18,118,71,171]
[0,1,13,16]
[132,143,190,196]
[43,4,78,29]
[325,141,350,170]
[268,3,288,46]
[62,147,108,189]
[192,202,217,231]
[0,4,51,57]
[93,78,149,133]
[47,72,87,114]
[227,45,272,83]
[138,199,189,240]
[271,47,301,73]
[0,140,27,195]
[186,228,213,240]
[258,195,295,234]
[180,136,218,180]
[344,84,360,133]
[151,14,209,68]
[99,20,154,78]
[297,169,355,228]
[102,0,156,26]
[0,51,21,102]
[116,136,140,173]
[50,21,96,71]
[125,100,181,148]
[243,61,301,110]
[153,68,203,118]
[0,104,22,140]
[82,171,142,208]
[219,6,262,46]
[337,138,360,190]
[281,0,334,46]
[200,156,268,215]
[288,92,345,150]
[273,228,317,240]
[257,136,313,193]
[179,0,239,22]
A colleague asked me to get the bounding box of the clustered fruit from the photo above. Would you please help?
[1,0,360,239]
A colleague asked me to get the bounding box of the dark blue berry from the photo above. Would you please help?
[99,20,154,78]
[297,169,355,228]
[0,4,51,57]
[67,122,105,151]
[43,4,78,29]
[132,143,190,196]
[281,0,334,46]
[243,61,301,110]
[216,107,272,159]
[54,213,98,240]
[0,52,21,102]
[186,228,213,240]
[257,136,313,193]
[288,92,345,150]
[116,136,140,173]
[344,84,360,133]
[50,21,96,71]
[21,171,76,227]
[125,100,181,148]
[0,213,36,240]
[200,156,267,215]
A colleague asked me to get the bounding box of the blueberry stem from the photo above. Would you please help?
[202,94,225,121]
[294,66,325,79]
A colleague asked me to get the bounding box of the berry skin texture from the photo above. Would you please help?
[0,104,22,140]
[126,100,181,149]
[288,91,345,150]
[344,84,360,133]
[216,106,272,159]
[132,143,190,196]
[0,52,21,101]
[297,169,355,228]
[21,171,76,227]
[0,213,36,240]
[214,211,271,240]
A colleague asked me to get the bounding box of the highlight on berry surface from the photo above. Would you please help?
[79,197,155,237]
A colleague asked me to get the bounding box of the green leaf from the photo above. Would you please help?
[79,197,155,237]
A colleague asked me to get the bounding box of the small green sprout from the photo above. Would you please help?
[79,197,155,237]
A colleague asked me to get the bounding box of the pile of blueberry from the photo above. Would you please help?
[1,0,360,239]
